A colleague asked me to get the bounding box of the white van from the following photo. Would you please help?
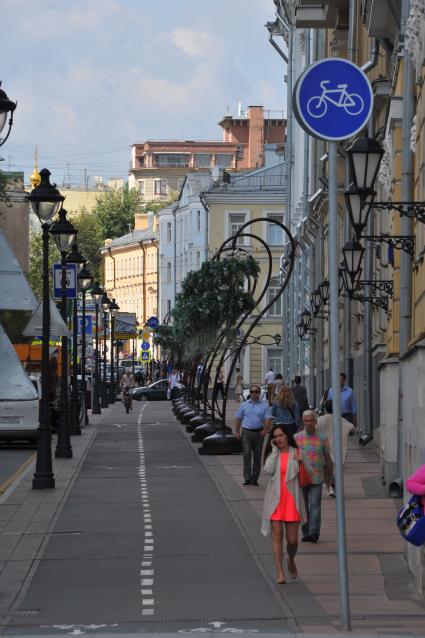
[0,325,39,442]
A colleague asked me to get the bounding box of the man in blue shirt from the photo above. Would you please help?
[327,372,357,429]
[235,384,271,486]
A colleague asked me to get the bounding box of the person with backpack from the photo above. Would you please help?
[269,385,300,436]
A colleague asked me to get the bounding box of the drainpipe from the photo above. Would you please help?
[390,0,414,497]
[200,192,209,263]
[173,206,177,305]
[361,38,380,73]
[107,246,116,290]
[139,241,147,324]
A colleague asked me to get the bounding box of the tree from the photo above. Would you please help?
[27,231,61,300]
[73,207,103,281]
[93,186,143,240]
[0,310,33,344]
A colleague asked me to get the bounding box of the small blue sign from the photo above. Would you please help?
[147,316,159,330]
[141,341,150,351]
[77,315,92,336]
[293,58,373,141]
[141,352,150,361]
[53,263,77,299]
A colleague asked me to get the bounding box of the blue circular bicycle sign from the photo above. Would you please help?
[293,58,373,141]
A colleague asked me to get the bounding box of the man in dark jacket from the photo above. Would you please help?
[291,375,309,419]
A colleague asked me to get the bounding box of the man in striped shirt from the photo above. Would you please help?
[295,410,333,543]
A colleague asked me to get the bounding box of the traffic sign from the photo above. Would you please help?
[141,341,150,351]
[141,330,150,340]
[141,351,151,362]
[77,315,92,336]
[147,316,159,330]
[293,58,373,141]
[77,299,95,312]
[53,263,77,299]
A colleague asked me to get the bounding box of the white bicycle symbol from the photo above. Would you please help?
[307,80,364,118]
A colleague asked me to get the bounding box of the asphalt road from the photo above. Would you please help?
[5,401,293,635]
[0,447,35,494]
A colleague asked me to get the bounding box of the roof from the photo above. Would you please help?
[206,162,287,194]
[101,228,158,252]
[183,173,211,194]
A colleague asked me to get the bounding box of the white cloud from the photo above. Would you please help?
[169,28,220,58]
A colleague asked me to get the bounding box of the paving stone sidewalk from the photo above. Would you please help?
[192,401,425,635]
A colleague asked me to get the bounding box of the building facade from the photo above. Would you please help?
[128,106,286,201]
[0,172,30,273]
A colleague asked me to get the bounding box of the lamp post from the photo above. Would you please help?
[90,282,103,415]
[108,298,119,403]
[66,243,85,435]
[101,292,111,408]
[78,264,93,425]
[0,82,17,147]
[342,238,364,287]
[50,209,77,458]
[28,169,64,489]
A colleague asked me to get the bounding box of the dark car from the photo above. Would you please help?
[131,379,170,401]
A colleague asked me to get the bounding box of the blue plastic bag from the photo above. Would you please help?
[397,495,425,546]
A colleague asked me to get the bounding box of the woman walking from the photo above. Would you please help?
[270,385,300,435]
[261,424,309,584]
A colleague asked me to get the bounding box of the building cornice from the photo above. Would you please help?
[204,192,286,205]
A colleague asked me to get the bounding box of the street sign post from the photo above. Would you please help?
[293,58,373,632]
[140,351,151,362]
[77,315,92,336]
[53,263,77,299]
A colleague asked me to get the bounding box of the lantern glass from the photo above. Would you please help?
[0,112,6,134]
[28,168,65,224]
[296,323,305,339]
[78,266,93,292]
[91,283,104,306]
[347,136,384,191]
[319,279,330,305]
[342,239,364,281]
[50,209,77,253]
[274,333,282,346]
[101,292,111,312]
[301,308,312,331]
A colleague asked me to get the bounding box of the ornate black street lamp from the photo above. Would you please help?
[345,183,375,239]
[90,282,103,415]
[108,298,119,403]
[296,322,305,339]
[78,264,93,425]
[0,82,17,147]
[66,243,85,435]
[346,136,384,192]
[28,169,64,489]
[310,287,322,317]
[300,308,312,332]
[50,208,77,458]
[342,238,364,286]
[319,278,330,306]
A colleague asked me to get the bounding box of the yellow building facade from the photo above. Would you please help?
[101,213,158,356]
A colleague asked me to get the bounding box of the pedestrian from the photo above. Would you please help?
[328,372,358,430]
[264,368,276,405]
[213,369,224,401]
[295,410,333,543]
[235,384,271,486]
[273,373,284,400]
[316,399,353,496]
[406,465,425,505]
[234,367,244,403]
[269,385,300,436]
[261,424,310,584]
[168,367,180,401]
[291,375,309,418]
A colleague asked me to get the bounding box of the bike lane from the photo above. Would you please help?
[4,401,294,635]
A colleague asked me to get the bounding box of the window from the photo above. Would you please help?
[194,153,213,168]
[267,349,282,374]
[196,251,201,269]
[267,287,282,316]
[196,210,201,233]
[153,153,189,167]
[154,179,168,196]
[267,214,284,245]
[229,213,246,245]
[216,153,234,168]
[138,180,145,195]
[166,261,172,283]
[166,222,172,243]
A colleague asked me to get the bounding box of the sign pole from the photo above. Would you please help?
[328,142,351,630]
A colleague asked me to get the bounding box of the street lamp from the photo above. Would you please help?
[296,322,305,339]
[0,82,17,147]
[78,264,93,425]
[300,308,312,332]
[101,292,111,408]
[28,168,65,490]
[342,238,364,286]
[344,183,375,239]
[50,209,77,458]
[319,278,330,306]
[66,243,85,434]
[273,333,282,346]
[310,287,322,317]
[108,298,120,403]
[90,282,103,415]
[346,136,384,192]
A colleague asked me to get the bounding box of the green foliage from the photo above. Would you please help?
[73,207,103,281]
[0,172,8,203]
[153,324,183,362]
[93,186,143,240]
[0,310,33,344]
[140,200,172,214]
[160,255,260,361]
[27,231,61,300]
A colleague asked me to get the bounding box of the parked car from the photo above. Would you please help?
[131,379,183,401]
[0,374,39,443]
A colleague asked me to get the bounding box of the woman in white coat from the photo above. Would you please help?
[261,424,310,584]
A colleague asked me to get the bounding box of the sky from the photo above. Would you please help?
[1,0,286,189]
